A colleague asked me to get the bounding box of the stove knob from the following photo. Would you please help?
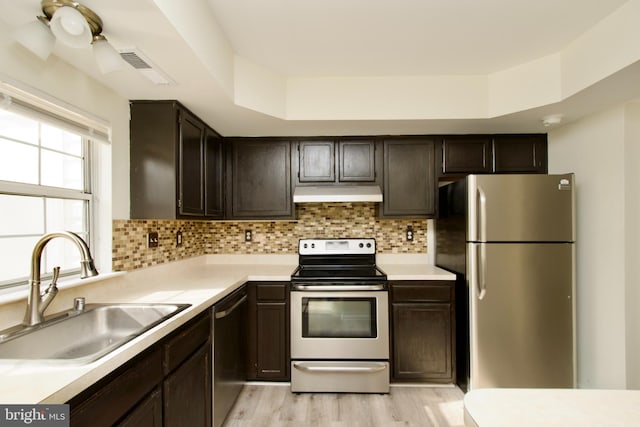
[366,242,372,248]
[311,243,315,248]
[359,243,364,248]
[303,243,308,249]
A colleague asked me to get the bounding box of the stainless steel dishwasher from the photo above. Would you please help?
[212,285,247,427]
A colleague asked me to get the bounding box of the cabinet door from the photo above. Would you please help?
[493,134,547,173]
[256,302,289,379]
[69,348,163,427]
[392,302,453,382]
[230,140,293,218]
[129,101,179,219]
[164,344,212,427]
[178,110,205,216]
[382,139,435,217]
[205,129,224,218]
[299,141,335,182]
[117,388,162,427]
[442,136,492,174]
[247,282,290,381]
[339,140,375,182]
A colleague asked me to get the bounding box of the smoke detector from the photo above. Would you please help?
[118,48,175,85]
[542,114,563,127]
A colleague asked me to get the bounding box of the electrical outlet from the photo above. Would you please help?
[176,230,183,247]
[406,226,414,242]
[245,230,252,242]
[147,232,159,248]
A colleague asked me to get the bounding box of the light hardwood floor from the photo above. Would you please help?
[224,384,465,427]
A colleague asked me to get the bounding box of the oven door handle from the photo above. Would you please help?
[292,362,388,373]
[291,284,387,291]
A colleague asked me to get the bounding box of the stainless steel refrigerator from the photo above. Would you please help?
[436,174,576,391]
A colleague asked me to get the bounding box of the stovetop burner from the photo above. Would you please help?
[291,238,387,287]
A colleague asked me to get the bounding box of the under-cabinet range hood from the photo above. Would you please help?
[293,186,383,203]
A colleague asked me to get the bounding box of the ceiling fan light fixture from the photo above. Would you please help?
[14,1,125,74]
[13,16,55,60]
[49,5,92,48]
[92,35,124,74]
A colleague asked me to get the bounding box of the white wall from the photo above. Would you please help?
[624,102,640,388]
[548,102,640,389]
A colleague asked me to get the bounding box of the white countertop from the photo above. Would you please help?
[0,254,451,404]
[464,388,640,427]
[377,253,456,281]
[0,255,296,404]
[379,263,456,281]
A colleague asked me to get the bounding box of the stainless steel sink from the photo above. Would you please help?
[0,303,190,364]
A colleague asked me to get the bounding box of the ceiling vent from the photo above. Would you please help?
[118,48,176,85]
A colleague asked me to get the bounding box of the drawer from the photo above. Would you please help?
[256,283,288,301]
[70,347,163,427]
[163,311,211,375]
[391,282,453,303]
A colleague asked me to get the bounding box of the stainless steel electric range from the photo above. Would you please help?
[290,238,389,393]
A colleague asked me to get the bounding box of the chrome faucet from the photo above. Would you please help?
[24,231,99,326]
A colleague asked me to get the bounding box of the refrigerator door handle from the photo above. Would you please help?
[477,244,487,300]
[476,187,487,242]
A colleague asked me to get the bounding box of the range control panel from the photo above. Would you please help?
[298,238,376,255]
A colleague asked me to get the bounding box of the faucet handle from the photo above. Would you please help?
[51,266,60,287]
[39,266,60,314]
[43,267,60,297]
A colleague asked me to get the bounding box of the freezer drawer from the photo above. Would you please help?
[467,242,575,389]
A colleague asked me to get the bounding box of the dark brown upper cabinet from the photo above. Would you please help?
[298,140,335,182]
[204,129,224,218]
[339,140,376,182]
[130,100,224,219]
[439,134,548,176]
[296,139,377,185]
[177,110,205,216]
[493,134,547,174]
[441,136,492,175]
[381,138,436,218]
[227,139,294,219]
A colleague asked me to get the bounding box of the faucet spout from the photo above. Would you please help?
[23,231,99,326]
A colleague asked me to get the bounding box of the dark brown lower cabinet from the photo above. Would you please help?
[164,344,211,427]
[247,282,290,380]
[117,388,162,427]
[69,311,212,427]
[390,281,455,383]
[69,347,163,427]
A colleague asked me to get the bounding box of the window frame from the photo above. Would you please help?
[0,114,94,289]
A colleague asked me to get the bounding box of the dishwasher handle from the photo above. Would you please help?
[214,293,247,319]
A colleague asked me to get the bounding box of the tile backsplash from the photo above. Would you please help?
[113,203,428,271]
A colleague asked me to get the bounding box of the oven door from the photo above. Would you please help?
[291,288,389,360]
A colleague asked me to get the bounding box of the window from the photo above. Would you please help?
[0,108,92,288]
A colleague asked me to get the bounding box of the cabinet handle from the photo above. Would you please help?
[214,294,247,319]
